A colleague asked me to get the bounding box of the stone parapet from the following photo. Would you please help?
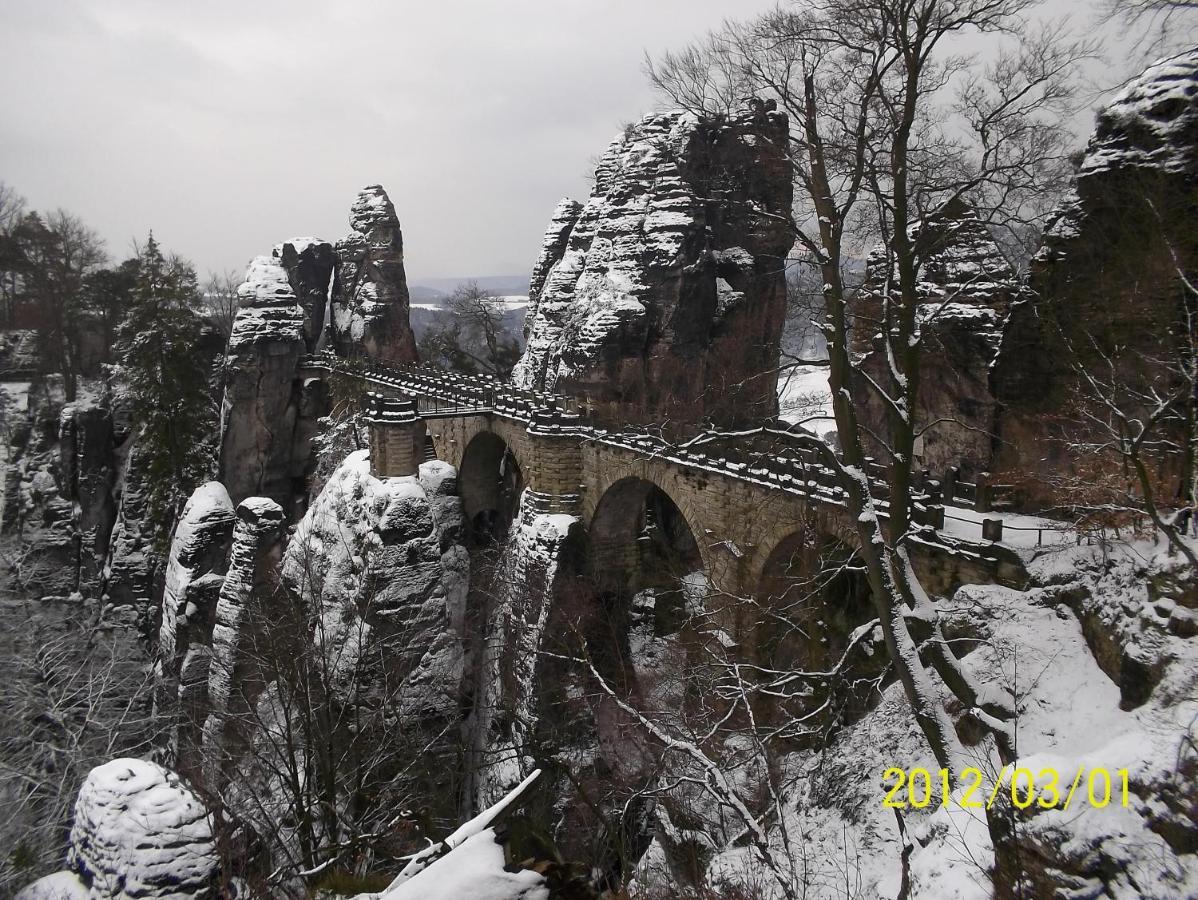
[365,392,426,478]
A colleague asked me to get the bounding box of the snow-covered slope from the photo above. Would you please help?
[633,539,1198,899]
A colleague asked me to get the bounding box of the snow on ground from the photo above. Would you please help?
[379,828,547,900]
[641,538,1198,899]
[778,362,836,439]
[942,505,1075,549]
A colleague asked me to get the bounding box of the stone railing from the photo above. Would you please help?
[300,353,1031,548]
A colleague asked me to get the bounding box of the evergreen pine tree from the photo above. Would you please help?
[115,234,216,546]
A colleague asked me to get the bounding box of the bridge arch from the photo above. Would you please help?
[458,430,526,542]
[587,475,709,632]
[754,526,875,673]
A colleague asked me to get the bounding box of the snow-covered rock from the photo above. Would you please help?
[283,452,466,710]
[330,185,419,365]
[992,48,1198,491]
[157,482,236,765]
[201,496,287,784]
[280,451,468,808]
[19,758,217,900]
[15,871,89,900]
[159,483,235,682]
[375,827,548,900]
[852,198,1020,478]
[218,256,308,510]
[473,496,579,807]
[512,104,793,430]
[1081,49,1198,178]
[356,771,550,900]
[640,539,1198,899]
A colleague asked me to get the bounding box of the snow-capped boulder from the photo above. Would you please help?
[330,185,419,365]
[512,103,793,430]
[21,759,216,900]
[15,871,89,900]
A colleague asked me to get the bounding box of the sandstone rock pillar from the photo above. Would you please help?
[202,497,287,789]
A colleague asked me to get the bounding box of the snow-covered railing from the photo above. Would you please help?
[300,354,1057,548]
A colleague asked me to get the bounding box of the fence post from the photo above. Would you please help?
[981,517,1003,542]
[975,471,992,513]
[943,466,959,505]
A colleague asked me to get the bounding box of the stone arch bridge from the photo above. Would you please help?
[299,354,1026,600]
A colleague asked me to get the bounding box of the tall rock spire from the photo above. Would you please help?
[330,184,419,365]
[512,104,793,430]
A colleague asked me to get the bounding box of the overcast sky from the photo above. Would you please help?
[0,0,1178,285]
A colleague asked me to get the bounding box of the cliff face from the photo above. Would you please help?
[992,49,1198,484]
[275,238,337,353]
[281,452,469,814]
[513,105,793,430]
[852,200,1021,478]
[201,496,288,786]
[330,185,419,365]
[216,189,418,515]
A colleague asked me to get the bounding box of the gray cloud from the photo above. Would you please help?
[0,0,1161,284]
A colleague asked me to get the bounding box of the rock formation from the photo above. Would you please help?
[281,451,469,809]
[330,185,419,365]
[217,256,307,511]
[159,483,236,678]
[157,483,236,766]
[471,498,579,807]
[852,199,1021,478]
[992,48,1198,488]
[217,186,421,514]
[512,104,793,430]
[0,382,122,599]
[17,758,216,900]
[201,496,287,785]
[274,238,337,352]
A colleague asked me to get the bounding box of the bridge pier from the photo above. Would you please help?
[365,393,426,478]
[525,402,584,515]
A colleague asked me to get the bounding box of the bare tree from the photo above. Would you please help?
[0,605,158,893]
[192,528,463,893]
[1102,0,1198,54]
[0,182,27,323]
[203,270,241,348]
[420,281,522,377]
[8,209,106,400]
[650,0,1095,770]
[1049,240,1198,567]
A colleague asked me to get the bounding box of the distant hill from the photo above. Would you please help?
[408,284,448,304]
[409,275,530,295]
